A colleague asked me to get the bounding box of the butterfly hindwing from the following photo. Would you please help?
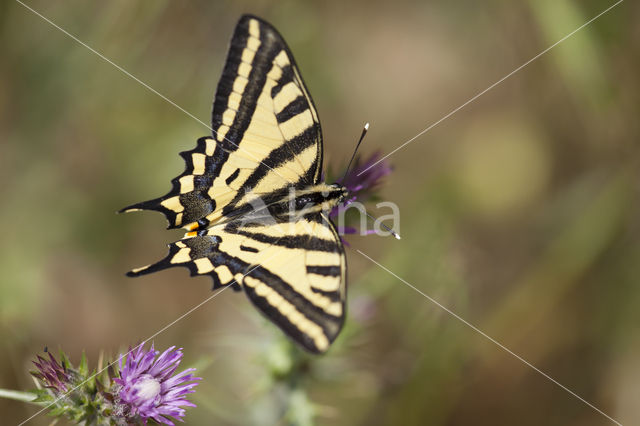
[239,213,345,353]
[121,15,323,231]
[129,212,345,353]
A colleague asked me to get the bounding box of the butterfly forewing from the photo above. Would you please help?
[121,15,323,231]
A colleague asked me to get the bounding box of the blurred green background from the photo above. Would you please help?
[1,1,639,425]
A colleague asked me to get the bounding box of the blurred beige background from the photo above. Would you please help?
[1,1,639,425]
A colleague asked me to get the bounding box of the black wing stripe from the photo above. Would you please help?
[240,245,259,253]
[308,286,342,303]
[306,265,341,276]
[225,168,241,185]
[223,35,281,149]
[270,64,294,98]
[232,229,340,252]
[211,20,249,137]
[222,126,318,216]
[275,95,308,123]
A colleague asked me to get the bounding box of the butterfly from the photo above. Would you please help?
[121,15,349,353]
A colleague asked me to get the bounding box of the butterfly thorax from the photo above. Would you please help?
[264,183,348,220]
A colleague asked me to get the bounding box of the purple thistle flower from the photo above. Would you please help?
[338,151,392,199]
[31,351,72,393]
[114,343,200,425]
[331,151,392,218]
[330,152,393,238]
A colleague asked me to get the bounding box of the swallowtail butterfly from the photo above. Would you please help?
[122,15,348,353]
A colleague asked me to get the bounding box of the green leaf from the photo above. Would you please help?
[49,406,66,416]
[59,350,72,371]
[29,388,55,403]
[78,351,89,376]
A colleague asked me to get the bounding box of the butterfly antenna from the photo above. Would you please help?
[365,211,401,240]
[341,122,369,182]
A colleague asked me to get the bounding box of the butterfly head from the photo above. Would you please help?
[325,183,349,205]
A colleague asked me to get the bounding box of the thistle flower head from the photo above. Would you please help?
[114,343,200,425]
[30,349,112,424]
[330,152,393,238]
[332,151,392,216]
[31,350,72,393]
[338,151,392,200]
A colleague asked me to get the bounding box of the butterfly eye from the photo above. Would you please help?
[295,196,312,209]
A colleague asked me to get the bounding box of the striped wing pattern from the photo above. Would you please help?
[129,213,345,353]
[123,15,347,352]
[120,15,323,231]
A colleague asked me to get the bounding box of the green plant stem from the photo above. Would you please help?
[0,388,39,404]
